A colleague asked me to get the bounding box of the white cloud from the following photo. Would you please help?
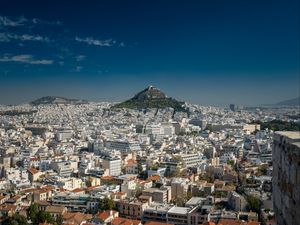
[32,18,62,26]
[0,32,50,42]
[119,42,125,47]
[76,55,86,61]
[0,54,53,65]
[75,36,116,47]
[75,66,83,72]
[0,16,27,27]
[20,34,50,42]
[0,15,61,28]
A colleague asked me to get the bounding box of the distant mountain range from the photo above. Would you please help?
[30,96,88,105]
[276,97,300,106]
[112,86,186,111]
[30,92,299,108]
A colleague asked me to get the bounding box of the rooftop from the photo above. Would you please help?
[168,206,190,214]
[185,197,206,206]
[145,203,173,212]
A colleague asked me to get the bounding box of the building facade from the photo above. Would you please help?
[272,131,300,225]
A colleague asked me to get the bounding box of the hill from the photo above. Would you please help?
[30,96,88,105]
[276,97,300,106]
[112,86,186,111]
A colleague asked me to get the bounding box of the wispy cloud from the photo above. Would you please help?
[0,54,53,65]
[32,18,62,26]
[0,32,50,43]
[74,66,83,72]
[0,15,61,28]
[75,36,116,47]
[0,16,27,27]
[75,55,86,61]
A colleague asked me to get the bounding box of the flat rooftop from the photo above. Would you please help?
[185,197,206,206]
[146,203,173,212]
[143,188,159,193]
[168,206,190,214]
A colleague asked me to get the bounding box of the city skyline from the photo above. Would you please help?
[0,0,299,105]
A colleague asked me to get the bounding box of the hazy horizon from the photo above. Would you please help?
[1,84,299,107]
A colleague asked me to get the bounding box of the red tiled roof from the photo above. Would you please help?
[27,167,40,174]
[247,221,260,225]
[63,212,92,224]
[127,159,137,166]
[202,222,216,225]
[218,219,244,225]
[42,185,55,191]
[149,175,160,181]
[31,157,39,161]
[112,217,141,225]
[97,210,118,221]
[0,204,17,212]
[72,188,84,193]
[101,176,114,180]
[86,185,100,191]
[145,222,174,225]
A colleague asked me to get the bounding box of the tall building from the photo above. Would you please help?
[177,153,203,168]
[105,140,140,153]
[171,178,189,199]
[229,104,235,111]
[102,157,122,176]
[272,131,300,225]
[228,191,247,212]
[55,128,73,141]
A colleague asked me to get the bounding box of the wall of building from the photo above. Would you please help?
[272,132,300,225]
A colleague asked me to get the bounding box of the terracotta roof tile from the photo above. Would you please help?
[27,167,40,174]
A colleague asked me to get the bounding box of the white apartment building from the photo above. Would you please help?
[171,178,190,199]
[58,177,83,191]
[105,140,140,153]
[176,153,203,168]
[219,152,237,164]
[51,161,73,177]
[55,128,73,141]
[228,191,247,211]
[161,123,175,136]
[102,157,122,176]
[4,168,28,181]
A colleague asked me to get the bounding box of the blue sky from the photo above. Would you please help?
[0,0,299,105]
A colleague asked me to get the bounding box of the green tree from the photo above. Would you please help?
[28,202,39,222]
[170,167,181,177]
[98,197,115,211]
[31,210,56,225]
[227,160,235,167]
[2,214,29,225]
[137,163,143,174]
[257,164,268,176]
[56,214,64,225]
[171,197,185,207]
[37,211,56,225]
[186,191,193,201]
[247,195,262,213]
[86,179,92,187]
[105,197,115,210]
